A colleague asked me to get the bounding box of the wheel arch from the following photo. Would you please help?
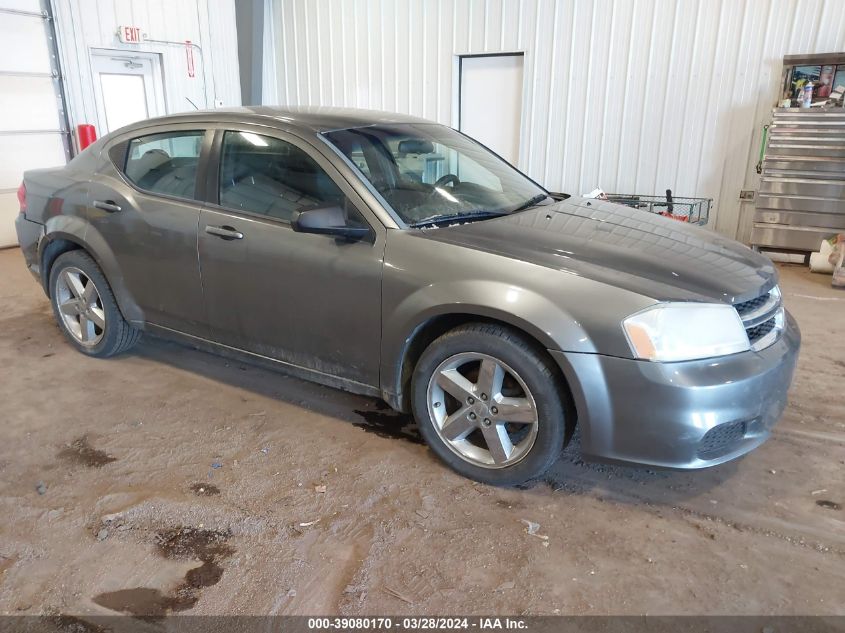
[383,309,577,440]
[40,220,143,324]
[39,235,83,294]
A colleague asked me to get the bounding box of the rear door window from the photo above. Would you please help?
[124,130,204,200]
[218,130,346,222]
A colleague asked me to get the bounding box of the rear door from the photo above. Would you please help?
[88,126,212,335]
[197,127,385,388]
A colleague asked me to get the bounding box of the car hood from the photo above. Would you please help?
[415,197,777,303]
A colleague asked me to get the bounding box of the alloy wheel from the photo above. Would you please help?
[426,352,539,468]
[55,266,106,346]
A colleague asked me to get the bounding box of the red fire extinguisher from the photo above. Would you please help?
[77,124,97,150]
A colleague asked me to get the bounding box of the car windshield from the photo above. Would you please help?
[323,123,551,226]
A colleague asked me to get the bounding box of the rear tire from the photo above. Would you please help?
[411,323,569,486]
[48,250,140,357]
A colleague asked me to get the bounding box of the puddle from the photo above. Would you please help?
[352,409,423,444]
[93,527,234,619]
[189,483,220,496]
[816,500,842,511]
[57,437,117,468]
[92,588,171,620]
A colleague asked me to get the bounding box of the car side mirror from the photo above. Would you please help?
[291,204,371,240]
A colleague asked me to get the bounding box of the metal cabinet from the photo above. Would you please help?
[752,109,845,252]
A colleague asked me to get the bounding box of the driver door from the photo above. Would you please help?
[197,128,385,388]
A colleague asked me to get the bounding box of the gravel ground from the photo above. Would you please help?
[0,247,842,618]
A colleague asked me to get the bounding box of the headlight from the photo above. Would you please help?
[623,303,749,362]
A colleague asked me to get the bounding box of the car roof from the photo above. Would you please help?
[118,105,437,136]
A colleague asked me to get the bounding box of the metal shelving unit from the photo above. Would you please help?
[752,108,845,252]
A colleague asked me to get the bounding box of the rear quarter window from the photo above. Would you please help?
[123,130,204,200]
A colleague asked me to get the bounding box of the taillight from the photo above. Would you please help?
[17,181,26,214]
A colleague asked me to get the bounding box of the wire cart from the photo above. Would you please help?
[605,190,711,226]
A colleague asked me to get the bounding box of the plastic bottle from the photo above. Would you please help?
[801,82,814,108]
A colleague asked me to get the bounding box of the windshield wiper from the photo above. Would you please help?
[411,210,508,228]
[510,193,551,214]
[410,193,551,228]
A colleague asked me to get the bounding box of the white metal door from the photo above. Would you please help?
[90,50,165,135]
[0,0,69,247]
[458,54,524,166]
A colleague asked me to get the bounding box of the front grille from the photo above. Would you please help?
[733,286,783,351]
[745,317,776,344]
[698,420,747,459]
[734,294,769,317]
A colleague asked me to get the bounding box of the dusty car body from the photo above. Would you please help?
[15,106,800,484]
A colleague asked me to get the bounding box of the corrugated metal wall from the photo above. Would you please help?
[264,0,845,239]
[52,0,241,136]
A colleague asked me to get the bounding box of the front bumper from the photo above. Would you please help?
[551,310,801,469]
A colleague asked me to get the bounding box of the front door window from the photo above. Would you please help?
[218,130,366,228]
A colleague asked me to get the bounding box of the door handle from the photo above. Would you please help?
[92,200,122,213]
[205,225,244,240]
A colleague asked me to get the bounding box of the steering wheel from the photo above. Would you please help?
[428,174,461,202]
[432,174,460,189]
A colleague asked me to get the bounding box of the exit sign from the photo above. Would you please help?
[117,25,143,44]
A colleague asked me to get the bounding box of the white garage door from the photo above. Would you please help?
[0,0,70,247]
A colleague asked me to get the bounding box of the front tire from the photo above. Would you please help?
[411,323,569,485]
[49,250,140,357]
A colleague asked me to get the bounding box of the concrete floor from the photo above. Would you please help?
[0,246,843,617]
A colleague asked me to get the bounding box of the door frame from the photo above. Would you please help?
[452,51,525,131]
[89,48,166,134]
[452,52,526,169]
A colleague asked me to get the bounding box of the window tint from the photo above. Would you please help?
[219,131,345,222]
[124,131,204,199]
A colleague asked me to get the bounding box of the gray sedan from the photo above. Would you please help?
[15,107,800,485]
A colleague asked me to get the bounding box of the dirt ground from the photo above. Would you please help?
[0,246,843,618]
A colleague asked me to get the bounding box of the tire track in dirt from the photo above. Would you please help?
[531,472,845,557]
